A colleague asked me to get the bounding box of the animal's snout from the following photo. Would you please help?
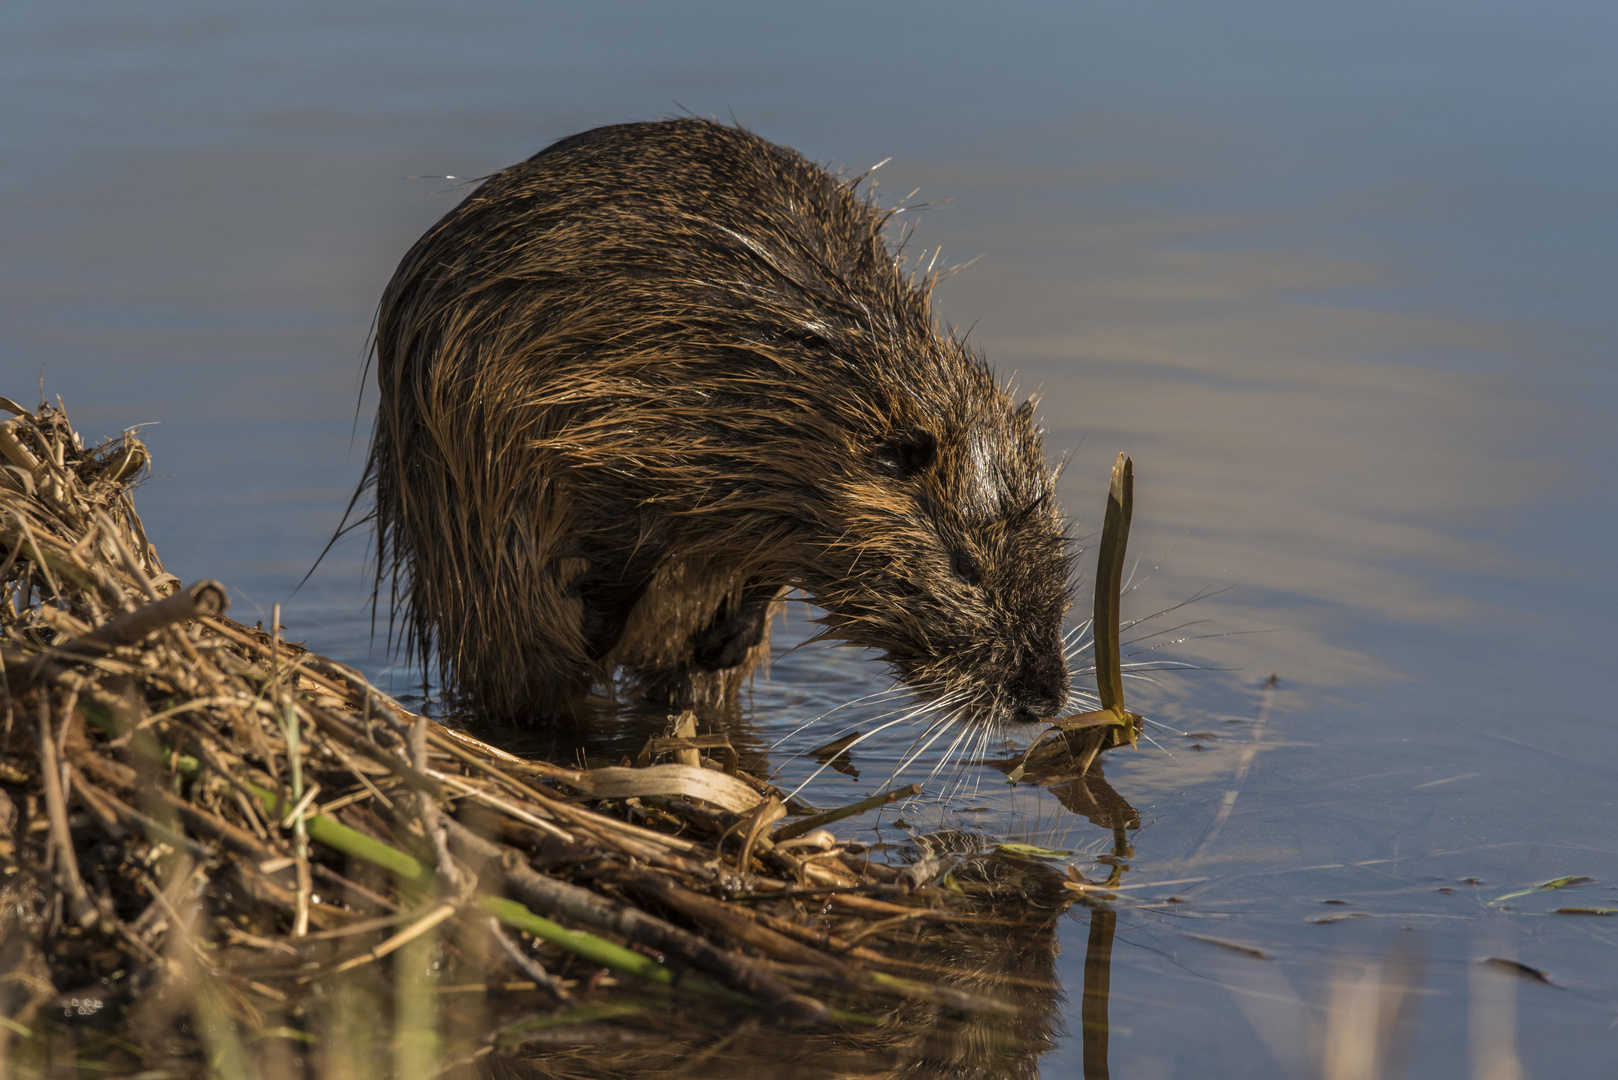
[1008,649,1069,719]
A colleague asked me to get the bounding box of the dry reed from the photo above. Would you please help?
[0,395,1091,1078]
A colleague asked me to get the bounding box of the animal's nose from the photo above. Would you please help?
[1010,650,1068,717]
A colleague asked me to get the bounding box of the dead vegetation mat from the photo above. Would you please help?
[0,397,1081,1079]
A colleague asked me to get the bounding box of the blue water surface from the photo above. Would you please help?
[4,4,1616,1076]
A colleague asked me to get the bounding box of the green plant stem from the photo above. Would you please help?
[481,895,677,986]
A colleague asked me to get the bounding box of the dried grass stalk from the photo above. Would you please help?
[0,396,1079,1077]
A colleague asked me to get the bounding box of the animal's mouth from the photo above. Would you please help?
[929,687,1064,728]
[1008,704,1051,726]
[886,651,1069,726]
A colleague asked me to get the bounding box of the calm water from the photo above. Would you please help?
[5,3,1617,1076]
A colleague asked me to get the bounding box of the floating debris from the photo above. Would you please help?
[1481,958,1555,986]
[1490,875,1597,904]
[1181,933,1269,960]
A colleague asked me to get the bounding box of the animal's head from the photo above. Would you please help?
[807,358,1074,725]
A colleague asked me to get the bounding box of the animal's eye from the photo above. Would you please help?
[952,551,982,586]
[874,429,937,480]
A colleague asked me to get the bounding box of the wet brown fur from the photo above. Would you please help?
[366,119,1073,721]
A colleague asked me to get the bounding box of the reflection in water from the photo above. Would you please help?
[1066,784,1137,1080]
[1050,766,1141,841]
[1082,909,1117,1080]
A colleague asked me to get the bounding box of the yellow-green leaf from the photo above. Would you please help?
[997,843,1072,859]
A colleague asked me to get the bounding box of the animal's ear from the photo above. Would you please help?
[874,428,938,480]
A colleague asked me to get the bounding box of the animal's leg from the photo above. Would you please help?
[626,581,785,706]
[692,580,780,671]
[571,552,661,662]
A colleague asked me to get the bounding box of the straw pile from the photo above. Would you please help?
[0,396,1098,1078]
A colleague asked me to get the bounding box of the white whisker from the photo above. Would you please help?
[782,693,964,799]
[768,685,909,750]
[925,718,975,789]
[887,715,958,785]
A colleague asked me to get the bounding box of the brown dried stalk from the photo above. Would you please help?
[0,396,1077,1075]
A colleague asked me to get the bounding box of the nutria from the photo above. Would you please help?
[365,118,1073,724]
